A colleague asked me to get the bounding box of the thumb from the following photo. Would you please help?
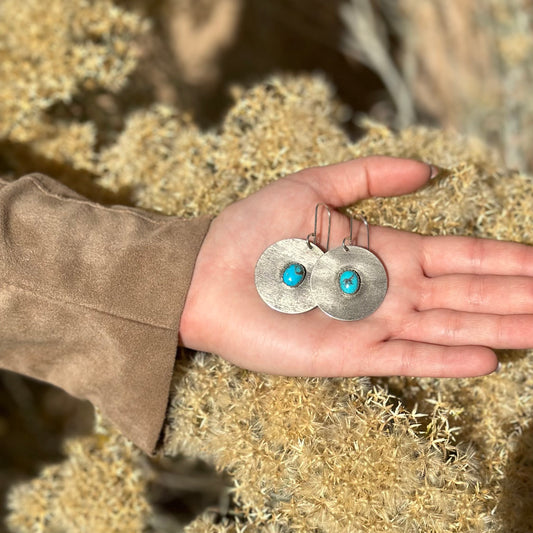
[288,156,438,207]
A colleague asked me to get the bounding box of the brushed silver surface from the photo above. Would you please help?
[310,245,388,321]
[255,238,323,314]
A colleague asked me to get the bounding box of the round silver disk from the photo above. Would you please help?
[310,245,388,321]
[255,238,323,314]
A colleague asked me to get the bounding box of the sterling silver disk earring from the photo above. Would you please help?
[255,204,331,314]
[310,215,387,321]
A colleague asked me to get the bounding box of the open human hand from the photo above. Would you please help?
[180,157,533,378]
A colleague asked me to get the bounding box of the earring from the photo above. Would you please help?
[310,215,387,321]
[255,204,331,314]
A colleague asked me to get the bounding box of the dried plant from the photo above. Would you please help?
[339,0,533,172]
[340,0,415,128]
[2,1,533,532]
[0,0,147,143]
[396,0,533,172]
[6,413,151,533]
[9,74,533,531]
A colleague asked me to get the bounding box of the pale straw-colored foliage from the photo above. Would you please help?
[3,1,533,532]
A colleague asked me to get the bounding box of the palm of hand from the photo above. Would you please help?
[181,158,533,378]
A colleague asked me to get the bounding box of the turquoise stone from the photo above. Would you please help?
[339,270,359,294]
[283,263,306,287]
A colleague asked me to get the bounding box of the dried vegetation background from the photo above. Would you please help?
[1,0,533,532]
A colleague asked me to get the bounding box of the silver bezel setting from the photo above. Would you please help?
[310,245,388,321]
[255,238,323,314]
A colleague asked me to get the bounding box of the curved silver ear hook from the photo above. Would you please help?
[307,203,331,250]
[342,214,369,251]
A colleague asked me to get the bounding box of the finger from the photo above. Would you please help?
[419,274,533,314]
[371,340,497,378]
[400,309,533,349]
[421,235,533,277]
[287,156,436,207]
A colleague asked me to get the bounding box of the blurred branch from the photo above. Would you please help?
[339,0,415,128]
[491,0,533,171]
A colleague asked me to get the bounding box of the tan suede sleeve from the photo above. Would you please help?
[0,173,212,455]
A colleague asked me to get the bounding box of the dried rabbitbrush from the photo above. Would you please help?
[0,0,147,143]
[9,76,533,531]
[3,1,533,532]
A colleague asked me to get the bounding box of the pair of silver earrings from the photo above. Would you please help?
[254,204,388,321]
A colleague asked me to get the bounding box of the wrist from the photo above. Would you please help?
[178,217,219,351]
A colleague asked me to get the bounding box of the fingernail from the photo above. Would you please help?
[495,361,502,373]
[428,164,440,180]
